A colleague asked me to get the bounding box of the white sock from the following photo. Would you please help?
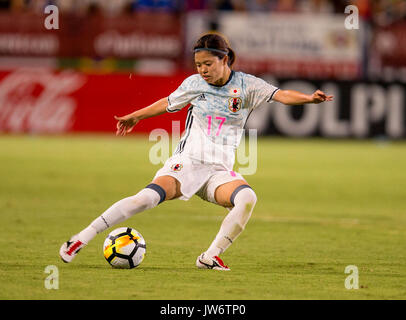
[205,186,257,257]
[77,185,165,244]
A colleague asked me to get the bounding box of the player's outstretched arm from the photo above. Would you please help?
[273,89,333,106]
[114,97,168,136]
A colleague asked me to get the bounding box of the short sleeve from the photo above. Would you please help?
[166,75,201,113]
[246,75,279,110]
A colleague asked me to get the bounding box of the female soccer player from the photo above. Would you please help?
[60,33,332,270]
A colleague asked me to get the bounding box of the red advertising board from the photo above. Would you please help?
[0,69,191,134]
[373,21,406,68]
[0,12,183,60]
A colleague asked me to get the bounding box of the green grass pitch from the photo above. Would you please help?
[0,134,405,300]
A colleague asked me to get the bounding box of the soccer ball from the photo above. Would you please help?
[103,227,146,269]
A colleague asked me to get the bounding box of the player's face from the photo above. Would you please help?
[194,50,229,86]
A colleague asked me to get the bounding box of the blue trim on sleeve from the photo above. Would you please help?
[267,88,280,103]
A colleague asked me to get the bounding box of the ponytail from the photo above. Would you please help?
[226,46,236,67]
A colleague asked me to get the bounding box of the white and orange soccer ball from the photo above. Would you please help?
[103,227,146,269]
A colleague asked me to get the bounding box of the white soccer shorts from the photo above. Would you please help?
[152,154,246,204]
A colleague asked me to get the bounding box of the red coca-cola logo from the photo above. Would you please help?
[0,69,85,133]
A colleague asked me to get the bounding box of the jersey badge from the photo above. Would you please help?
[171,163,183,172]
[228,97,242,113]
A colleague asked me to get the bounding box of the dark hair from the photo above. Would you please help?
[193,33,236,67]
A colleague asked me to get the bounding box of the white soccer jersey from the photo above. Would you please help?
[166,71,279,170]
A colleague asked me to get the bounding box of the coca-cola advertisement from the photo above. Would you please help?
[0,68,189,134]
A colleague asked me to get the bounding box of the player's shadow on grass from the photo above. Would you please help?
[137,266,193,272]
[67,264,188,271]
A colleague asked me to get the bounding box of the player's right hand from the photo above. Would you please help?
[114,114,139,136]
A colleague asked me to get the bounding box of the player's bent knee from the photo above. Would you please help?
[241,189,257,215]
[229,186,257,228]
[230,185,257,208]
[244,188,257,205]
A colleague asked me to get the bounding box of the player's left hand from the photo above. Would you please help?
[311,90,333,104]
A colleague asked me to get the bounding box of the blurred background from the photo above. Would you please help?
[0,0,405,138]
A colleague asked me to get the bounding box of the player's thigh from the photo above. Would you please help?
[151,175,182,201]
[214,179,250,208]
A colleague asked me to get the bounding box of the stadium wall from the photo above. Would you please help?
[0,69,404,139]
